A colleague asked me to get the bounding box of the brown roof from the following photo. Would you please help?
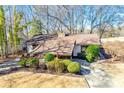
[32,34,100,56]
[26,34,58,45]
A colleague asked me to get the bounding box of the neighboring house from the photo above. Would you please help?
[26,33,100,58]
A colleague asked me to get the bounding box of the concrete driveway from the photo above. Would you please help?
[85,62,124,88]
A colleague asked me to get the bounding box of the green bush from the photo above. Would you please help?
[54,60,65,73]
[86,53,94,62]
[46,61,55,72]
[63,60,73,67]
[18,57,39,69]
[46,58,65,73]
[18,58,27,67]
[44,53,55,62]
[67,62,81,73]
[27,58,39,68]
[86,45,100,62]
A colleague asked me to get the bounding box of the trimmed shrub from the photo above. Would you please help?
[27,58,39,68]
[86,45,100,62]
[46,61,55,72]
[44,53,55,62]
[86,53,94,62]
[67,62,81,73]
[63,60,73,67]
[18,58,27,67]
[54,61,65,73]
[46,58,65,73]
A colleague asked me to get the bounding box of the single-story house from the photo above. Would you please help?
[26,33,100,58]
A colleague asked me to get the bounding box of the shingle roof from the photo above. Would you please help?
[31,34,100,56]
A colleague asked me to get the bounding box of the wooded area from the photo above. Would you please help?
[0,5,124,59]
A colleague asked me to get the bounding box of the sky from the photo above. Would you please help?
[4,5,124,32]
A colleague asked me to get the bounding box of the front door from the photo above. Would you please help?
[73,45,81,57]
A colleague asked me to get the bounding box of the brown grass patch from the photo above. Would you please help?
[103,41,124,56]
[0,71,88,88]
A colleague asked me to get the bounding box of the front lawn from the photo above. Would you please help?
[0,71,88,88]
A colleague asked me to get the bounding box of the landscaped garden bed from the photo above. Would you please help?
[18,54,82,75]
[14,44,102,76]
[0,44,107,77]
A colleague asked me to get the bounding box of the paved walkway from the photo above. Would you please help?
[83,63,124,88]
[73,59,124,88]
[0,60,20,74]
[84,63,113,88]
